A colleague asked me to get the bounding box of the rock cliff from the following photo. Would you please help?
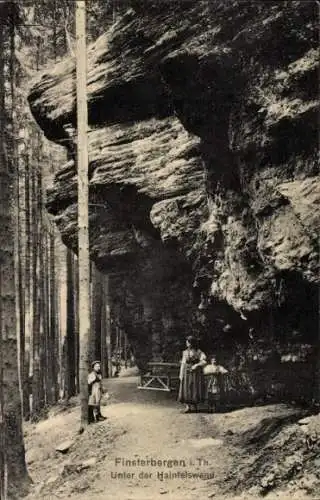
[28,0,319,398]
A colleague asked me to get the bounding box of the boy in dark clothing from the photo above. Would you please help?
[88,360,107,423]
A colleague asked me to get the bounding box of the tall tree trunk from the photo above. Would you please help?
[39,223,49,407]
[0,11,30,497]
[31,167,41,419]
[23,152,31,420]
[90,264,101,362]
[66,248,76,398]
[49,229,59,402]
[73,254,80,393]
[44,229,51,404]
[94,270,103,361]
[38,163,46,411]
[59,246,67,400]
[100,279,107,378]
[103,275,112,378]
[29,162,37,414]
[10,15,24,423]
[315,319,320,407]
[17,137,28,418]
[76,0,90,431]
[124,331,128,368]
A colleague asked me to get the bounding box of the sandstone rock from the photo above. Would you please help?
[46,475,59,485]
[55,440,74,453]
[28,1,318,394]
[59,463,79,477]
[71,478,90,493]
[278,177,320,224]
[260,471,276,490]
[80,457,98,469]
[298,417,312,425]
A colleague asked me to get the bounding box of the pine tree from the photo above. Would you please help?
[66,248,76,398]
[0,2,30,496]
[76,0,91,432]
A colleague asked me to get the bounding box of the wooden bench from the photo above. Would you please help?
[138,362,180,392]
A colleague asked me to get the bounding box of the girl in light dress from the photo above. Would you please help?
[204,355,228,412]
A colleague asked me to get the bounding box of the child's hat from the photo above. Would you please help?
[91,360,101,368]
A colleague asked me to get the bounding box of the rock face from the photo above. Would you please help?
[28,1,319,398]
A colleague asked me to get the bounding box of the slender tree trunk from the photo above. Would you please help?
[23,153,31,420]
[18,206,26,409]
[10,17,25,425]
[90,264,94,363]
[0,21,5,490]
[104,275,112,378]
[90,264,102,362]
[124,331,128,368]
[100,280,107,378]
[315,319,320,406]
[49,229,59,402]
[0,264,4,500]
[59,246,67,400]
[31,167,41,419]
[38,169,46,410]
[76,0,90,431]
[66,248,76,398]
[73,254,80,393]
[27,158,34,390]
[40,225,49,406]
[44,230,51,404]
[0,12,30,497]
[52,0,57,60]
[95,270,102,361]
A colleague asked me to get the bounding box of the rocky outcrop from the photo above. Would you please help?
[28,0,319,396]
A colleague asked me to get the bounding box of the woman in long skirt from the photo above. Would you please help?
[178,336,207,413]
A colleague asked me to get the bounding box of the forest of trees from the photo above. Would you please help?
[0,1,130,498]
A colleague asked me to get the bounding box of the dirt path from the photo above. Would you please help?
[94,378,234,499]
[24,374,318,500]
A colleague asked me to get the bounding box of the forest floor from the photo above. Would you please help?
[23,369,320,500]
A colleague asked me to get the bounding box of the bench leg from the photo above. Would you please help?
[138,376,171,391]
[141,377,156,388]
[157,377,169,390]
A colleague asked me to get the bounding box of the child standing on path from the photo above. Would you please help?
[204,356,228,413]
[88,360,107,423]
